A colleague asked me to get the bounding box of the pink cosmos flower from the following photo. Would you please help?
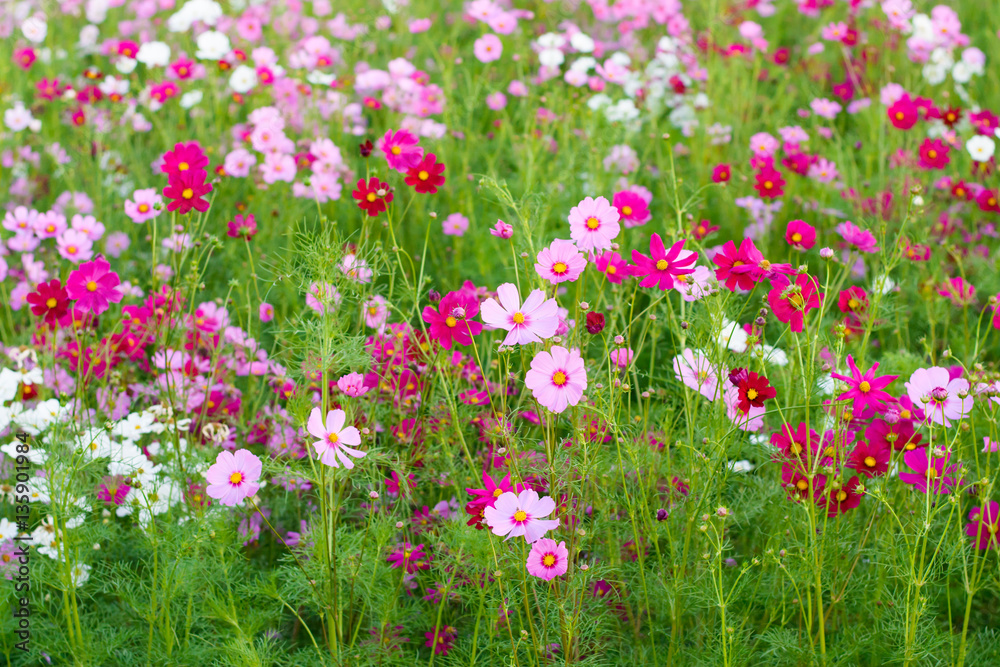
[673,348,720,401]
[629,234,697,290]
[205,449,262,506]
[830,355,898,414]
[899,447,959,494]
[260,153,296,184]
[593,250,629,284]
[673,265,718,301]
[905,366,973,427]
[567,196,620,252]
[785,219,816,250]
[306,282,341,315]
[379,129,423,172]
[363,295,389,330]
[612,190,650,227]
[526,538,569,581]
[524,346,587,413]
[57,229,94,263]
[474,34,503,63]
[124,188,163,224]
[835,221,879,253]
[966,501,1000,550]
[484,489,560,543]
[306,407,365,469]
[490,219,514,238]
[480,283,559,346]
[442,213,469,236]
[66,256,122,315]
[259,303,274,322]
[535,239,586,285]
[609,348,634,369]
[767,274,823,333]
[337,372,370,397]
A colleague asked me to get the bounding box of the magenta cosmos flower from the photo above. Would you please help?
[379,128,423,172]
[66,256,122,316]
[535,239,586,285]
[306,407,365,469]
[904,366,973,427]
[567,196,620,252]
[524,346,587,413]
[830,354,898,414]
[526,538,569,581]
[966,501,1000,550]
[422,289,483,349]
[899,447,959,494]
[767,273,823,333]
[484,489,560,543]
[480,283,559,346]
[205,449,262,506]
[630,234,696,290]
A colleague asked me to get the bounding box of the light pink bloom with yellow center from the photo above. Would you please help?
[524,345,587,413]
[306,407,365,469]
[567,196,620,252]
[484,489,560,543]
[205,449,262,506]
[480,283,559,346]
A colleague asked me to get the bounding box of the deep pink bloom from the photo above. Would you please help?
[490,219,513,238]
[66,256,122,315]
[629,234,696,290]
[965,501,1000,550]
[847,440,891,478]
[753,166,785,199]
[815,476,863,517]
[713,238,762,291]
[161,142,209,177]
[711,163,731,183]
[466,471,519,511]
[524,346,587,413]
[484,489,560,543]
[612,190,650,227]
[593,250,629,284]
[918,138,950,169]
[830,355,898,413]
[480,283,558,346]
[422,290,483,349]
[767,274,823,333]
[205,449,262,506]
[887,94,919,129]
[835,221,879,253]
[163,170,213,214]
[386,542,431,573]
[425,626,456,656]
[899,447,959,494]
[379,129,423,172]
[785,219,816,250]
[526,538,569,581]
[404,153,446,194]
[306,408,365,468]
[227,213,258,239]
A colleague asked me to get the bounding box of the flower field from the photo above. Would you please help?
[2,0,1000,665]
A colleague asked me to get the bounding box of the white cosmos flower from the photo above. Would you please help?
[195,31,230,60]
[180,90,203,108]
[966,135,995,162]
[229,65,257,93]
[136,41,171,67]
[570,32,595,53]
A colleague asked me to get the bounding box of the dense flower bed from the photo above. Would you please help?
[1,0,1000,665]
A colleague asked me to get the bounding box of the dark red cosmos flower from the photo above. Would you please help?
[941,106,962,127]
[26,279,70,327]
[816,476,863,517]
[770,422,819,462]
[753,166,785,199]
[585,312,605,334]
[163,170,213,214]
[404,153,446,194]
[887,94,919,129]
[359,140,374,157]
[848,440,891,478]
[227,213,257,239]
[918,138,950,170]
[352,177,393,217]
[421,289,482,350]
[162,141,209,177]
[729,368,777,414]
[951,180,973,200]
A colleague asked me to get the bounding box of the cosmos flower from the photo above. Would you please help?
[567,196,621,251]
[205,449,262,506]
[526,538,570,581]
[629,234,696,289]
[480,283,559,346]
[306,407,365,469]
[524,346,587,413]
[484,488,560,543]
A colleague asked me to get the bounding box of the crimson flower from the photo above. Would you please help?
[753,166,785,199]
[767,273,823,333]
[404,153,446,194]
[837,286,869,315]
[918,138,950,170]
[227,213,258,239]
[163,170,213,214]
[730,368,776,414]
[711,164,731,183]
[26,279,70,327]
[848,440,891,478]
[352,177,393,217]
[887,94,919,129]
[816,476,863,517]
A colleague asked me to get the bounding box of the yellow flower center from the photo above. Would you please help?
[445,316,457,327]
[86,281,98,292]
[859,381,871,393]
[622,206,632,215]
[928,150,937,159]
[864,456,877,467]
[46,298,57,308]
[586,217,600,229]
[328,432,339,444]
[746,388,758,401]
[788,293,804,309]
[543,554,556,567]
[179,161,189,171]
[182,188,194,199]
[418,170,429,181]
[790,442,802,455]
[552,371,568,386]
[764,180,773,189]
[927,468,938,479]
[513,510,527,522]
[391,146,401,155]
[895,112,904,120]
[493,488,503,498]
[836,490,848,502]
[796,479,808,491]
[792,232,802,242]
[366,192,377,202]
[655,259,669,271]
[138,204,149,213]
[553,262,568,274]
[229,472,243,484]
[512,312,525,324]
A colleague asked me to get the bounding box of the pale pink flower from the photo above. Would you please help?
[535,239,586,284]
[363,295,388,330]
[905,367,973,427]
[609,348,634,369]
[205,449,262,506]
[480,283,559,346]
[337,372,370,397]
[306,282,341,315]
[567,196,620,252]
[524,345,587,413]
[260,152,296,183]
[124,188,162,223]
[442,213,469,236]
[484,489,560,543]
[57,229,94,263]
[306,407,365,469]
[474,34,503,63]
[673,348,720,401]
